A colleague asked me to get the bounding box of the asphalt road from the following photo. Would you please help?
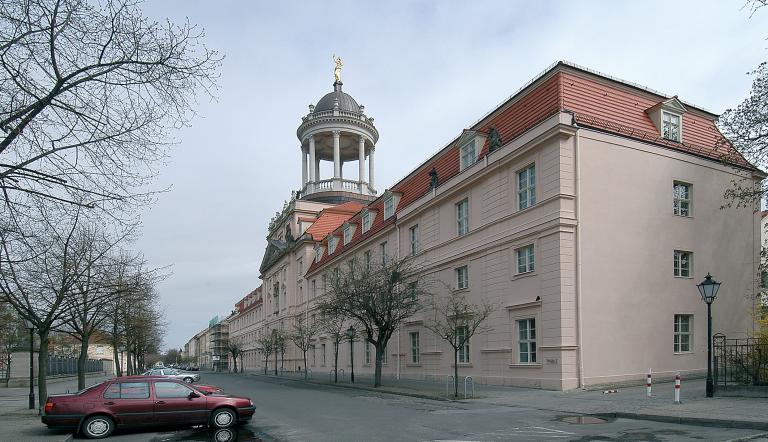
[88,372,767,442]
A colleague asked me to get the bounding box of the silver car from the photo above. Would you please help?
[143,368,200,383]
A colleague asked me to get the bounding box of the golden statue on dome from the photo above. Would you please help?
[333,54,343,82]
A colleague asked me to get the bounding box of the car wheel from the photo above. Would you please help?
[184,377,193,383]
[210,407,236,428]
[81,415,114,439]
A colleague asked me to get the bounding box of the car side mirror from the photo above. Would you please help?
[188,391,200,399]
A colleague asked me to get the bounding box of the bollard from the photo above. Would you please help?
[646,368,652,398]
[673,372,681,404]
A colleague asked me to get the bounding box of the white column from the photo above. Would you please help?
[301,147,308,188]
[368,146,375,192]
[358,136,366,193]
[308,136,316,183]
[333,130,341,190]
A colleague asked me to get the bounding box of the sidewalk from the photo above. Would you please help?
[247,371,768,431]
[0,374,112,442]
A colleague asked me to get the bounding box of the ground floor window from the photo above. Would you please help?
[312,345,316,366]
[410,332,420,364]
[322,343,326,366]
[365,341,371,365]
[518,318,536,363]
[674,314,692,353]
[457,326,470,363]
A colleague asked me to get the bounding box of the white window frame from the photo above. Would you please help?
[328,236,337,254]
[456,198,469,236]
[460,139,477,171]
[518,318,537,363]
[409,224,419,256]
[410,332,420,364]
[673,181,692,217]
[314,246,322,263]
[674,250,692,278]
[517,164,536,210]
[365,341,371,365]
[311,279,316,298]
[457,326,470,363]
[516,244,535,274]
[674,314,693,353]
[361,210,371,233]
[364,250,372,271]
[384,196,395,219]
[343,225,352,245]
[380,241,389,264]
[456,265,468,290]
[662,110,682,142]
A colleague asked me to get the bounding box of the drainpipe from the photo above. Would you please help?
[396,221,401,380]
[572,114,585,389]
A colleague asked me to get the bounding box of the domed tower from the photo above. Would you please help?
[297,59,378,204]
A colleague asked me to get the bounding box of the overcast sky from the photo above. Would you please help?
[136,0,768,350]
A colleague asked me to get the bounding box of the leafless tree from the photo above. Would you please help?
[255,330,275,375]
[318,307,348,383]
[317,257,429,387]
[272,328,287,376]
[289,314,321,380]
[0,301,24,379]
[225,341,244,374]
[423,291,495,397]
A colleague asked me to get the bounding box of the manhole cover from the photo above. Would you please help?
[559,415,609,424]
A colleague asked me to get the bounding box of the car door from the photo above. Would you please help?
[102,381,154,427]
[152,380,208,425]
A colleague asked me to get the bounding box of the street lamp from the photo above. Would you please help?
[23,319,34,410]
[696,272,721,398]
[346,325,356,384]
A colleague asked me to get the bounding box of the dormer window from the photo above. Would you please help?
[460,139,477,171]
[343,223,354,245]
[662,111,681,142]
[384,196,395,219]
[361,210,371,233]
[328,236,338,254]
[314,245,324,263]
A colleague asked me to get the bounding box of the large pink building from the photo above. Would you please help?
[239,61,763,390]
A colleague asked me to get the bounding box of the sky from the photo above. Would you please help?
[135,0,768,350]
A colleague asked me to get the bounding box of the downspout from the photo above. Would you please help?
[396,221,401,380]
[572,114,585,389]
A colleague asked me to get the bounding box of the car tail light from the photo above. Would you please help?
[44,401,54,413]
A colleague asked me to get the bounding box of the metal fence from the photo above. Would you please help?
[713,334,768,391]
[47,355,104,376]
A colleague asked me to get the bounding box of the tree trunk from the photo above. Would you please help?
[374,343,383,387]
[273,353,278,376]
[264,354,268,374]
[126,349,132,375]
[37,331,49,409]
[303,350,308,380]
[112,339,121,377]
[77,333,90,390]
[334,341,339,383]
[453,348,459,398]
[232,353,238,373]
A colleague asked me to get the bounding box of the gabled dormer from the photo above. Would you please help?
[314,244,325,263]
[646,97,686,143]
[382,190,403,220]
[361,208,378,234]
[457,129,488,171]
[327,234,339,255]
[343,221,357,245]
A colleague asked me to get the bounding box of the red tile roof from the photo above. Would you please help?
[304,201,363,241]
[306,61,753,275]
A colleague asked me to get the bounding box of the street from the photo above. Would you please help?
[90,373,766,442]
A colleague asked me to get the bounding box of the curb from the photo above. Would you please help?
[593,412,768,431]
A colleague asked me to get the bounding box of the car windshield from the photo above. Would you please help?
[76,382,105,395]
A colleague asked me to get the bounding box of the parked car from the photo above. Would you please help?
[142,367,200,383]
[42,377,255,439]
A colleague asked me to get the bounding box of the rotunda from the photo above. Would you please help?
[297,63,378,204]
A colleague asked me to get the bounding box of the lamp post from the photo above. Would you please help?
[346,325,356,384]
[696,273,721,398]
[23,319,34,410]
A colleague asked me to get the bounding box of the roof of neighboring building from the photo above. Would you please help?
[304,201,364,241]
[306,61,757,275]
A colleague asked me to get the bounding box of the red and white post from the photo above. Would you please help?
[673,372,681,404]
[646,368,652,398]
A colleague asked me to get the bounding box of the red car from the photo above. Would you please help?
[41,376,255,439]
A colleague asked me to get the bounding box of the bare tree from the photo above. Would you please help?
[272,329,287,376]
[225,341,244,374]
[0,301,24,379]
[318,307,348,383]
[318,257,429,387]
[289,314,321,380]
[255,330,275,375]
[423,291,495,398]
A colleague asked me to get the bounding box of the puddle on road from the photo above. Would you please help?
[558,415,612,424]
[150,426,272,442]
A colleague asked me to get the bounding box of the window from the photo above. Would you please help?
[312,345,316,366]
[343,225,352,245]
[410,332,420,364]
[328,236,337,254]
[382,344,388,364]
[455,265,468,290]
[409,225,419,256]
[408,281,418,301]
[518,164,536,210]
[384,196,395,219]
[364,250,371,271]
[673,182,692,216]
[314,246,322,263]
[516,245,535,274]
[662,111,681,142]
[155,382,195,398]
[456,198,469,236]
[311,279,316,298]
[674,250,692,277]
[361,210,371,233]
[460,139,477,171]
[322,343,326,366]
[518,319,537,363]
[104,382,150,399]
[674,314,692,352]
[457,326,470,363]
[322,274,327,294]
[380,241,389,264]
[365,341,371,364]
